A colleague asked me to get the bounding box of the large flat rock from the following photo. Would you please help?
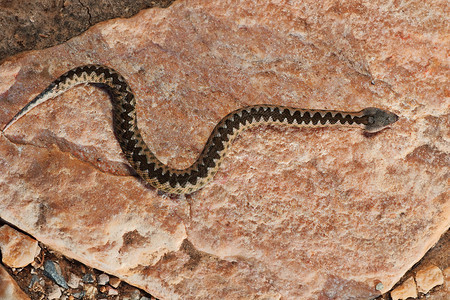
[0,1,448,299]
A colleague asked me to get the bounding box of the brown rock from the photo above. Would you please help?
[0,225,40,268]
[0,264,31,300]
[391,277,417,300]
[0,1,448,299]
[415,265,444,294]
[109,277,121,288]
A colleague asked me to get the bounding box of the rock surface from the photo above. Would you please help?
[415,265,444,294]
[0,264,30,300]
[391,277,418,300]
[0,0,448,299]
[0,225,40,268]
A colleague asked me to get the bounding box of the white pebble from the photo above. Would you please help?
[98,273,110,285]
[48,284,62,300]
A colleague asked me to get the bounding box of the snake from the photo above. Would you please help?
[2,65,399,194]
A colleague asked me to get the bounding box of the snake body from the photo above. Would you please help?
[3,65,398,194]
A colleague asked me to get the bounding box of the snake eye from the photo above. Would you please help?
[367,116,375,125]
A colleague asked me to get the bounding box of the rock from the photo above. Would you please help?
[0,225,40,268]
[99,285,107,293]
[43,260,69,289]
[83,284,97,300]
[67,273,81,289]
[126,290,141,300]
[72,291,85,299]
[391,277,417,300]
[82,273,95,284]
[108,287,119,296]
[47,284,62,300]
[109,277,121,288]
[0,0,448,299]
[0,264,31,300]
[98,273,109,285]
[415,265,444,294]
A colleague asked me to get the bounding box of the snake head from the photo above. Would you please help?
[362,107,399,132]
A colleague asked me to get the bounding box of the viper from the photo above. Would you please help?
[2,65,399,194]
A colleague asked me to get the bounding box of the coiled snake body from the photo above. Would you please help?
[3,65,398,194]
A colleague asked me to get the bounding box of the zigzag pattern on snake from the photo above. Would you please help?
[2,65,399,194]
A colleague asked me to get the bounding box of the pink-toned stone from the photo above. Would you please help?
[0,264,31,300]
[391,277,417,300]
[415,265,444,294]
[0,225,40,268]
[0,0,448,299]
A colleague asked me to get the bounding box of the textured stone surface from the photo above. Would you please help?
[0,225,40,268]
[0,0,175,62]
[415,265,444,294]
[0,0,448,299]
[0,264,30,300]
[391,276,417,300]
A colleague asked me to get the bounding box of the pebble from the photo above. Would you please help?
[108,287,119,296]
[67,273,81,289]
[47,284,62,299]
[375,282,384,291]
[43,260,69,289]
[130,290,141,300]
[109,276,121,288]
[82,273,95,283]
[84,284,98,299]
[415,265,444,293]
[98,273,109,285]
[72,291,85,299]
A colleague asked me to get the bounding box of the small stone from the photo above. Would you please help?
[72,291,85,299]
[129,289,141,300]
[67,273,81,289]
[48,284,62,300]
[82,273,95,283]
[375,282,384,291]
[99,285,107,293]
[0,225,40,268]
[84,284,98,299]
[108,287,119,296]
[43,260,69,289]
[391,277,417,300]
[98,273,109,285]
[415,265,444,294]
[109,277,121,288]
